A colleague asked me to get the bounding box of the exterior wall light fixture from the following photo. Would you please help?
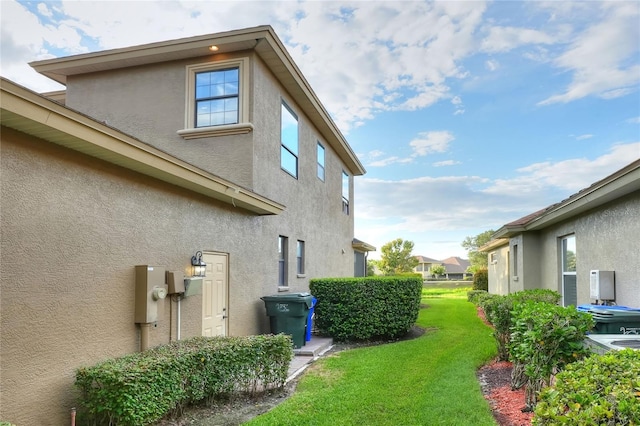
[191,251,207,277]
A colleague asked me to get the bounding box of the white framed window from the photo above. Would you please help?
[281,101,299,178]
[178,58,252,139]
[296,240,305,276]
[278,235,288,288]
[561,235,577,307]
[342,170,350,215]
[317,142,325,181]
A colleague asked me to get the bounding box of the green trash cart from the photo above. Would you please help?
[261,292,314,348]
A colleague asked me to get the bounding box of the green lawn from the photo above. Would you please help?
[245,288,498,425]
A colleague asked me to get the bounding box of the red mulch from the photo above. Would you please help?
[477,307,534,426]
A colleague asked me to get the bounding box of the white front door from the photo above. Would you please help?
[202,252,228,336]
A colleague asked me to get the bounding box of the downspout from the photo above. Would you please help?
[177,296,181,340]
[140,323,151,351]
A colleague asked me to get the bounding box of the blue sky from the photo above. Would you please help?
[2,0,639,260]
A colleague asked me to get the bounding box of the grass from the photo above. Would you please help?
[245,287,498,425]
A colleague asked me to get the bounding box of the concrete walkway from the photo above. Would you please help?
[287,335,333,382]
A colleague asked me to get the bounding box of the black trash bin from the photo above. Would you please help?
[261,292,314,348]
[579,305,640,335]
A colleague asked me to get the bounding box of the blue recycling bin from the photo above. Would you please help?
[305,297,317,342]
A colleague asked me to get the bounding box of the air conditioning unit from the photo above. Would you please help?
[590,270,615,301]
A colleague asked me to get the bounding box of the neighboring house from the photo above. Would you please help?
[414,255,471,279]
[414,255,440,279]
[440,256,471,280]
[481,159,640,309]
[353,238,376,277]
[0,26,371,425]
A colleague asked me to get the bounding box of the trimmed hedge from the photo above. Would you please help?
[534,349,640,425]
[310,276,422,342]
[75,334,292,425]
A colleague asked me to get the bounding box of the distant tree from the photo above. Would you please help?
[378,238,419,275]
[366,259,377,276]
[462,229,495,273]
[430,264,446,278]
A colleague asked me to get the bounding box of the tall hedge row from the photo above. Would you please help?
[309,276,422,342]
[75,334,292,425]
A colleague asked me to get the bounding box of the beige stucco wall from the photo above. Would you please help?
[0,116,354,424]
[532,192,640,308]
[487,244,510,295]
[500,192,640,307]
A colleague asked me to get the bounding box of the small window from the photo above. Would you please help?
[512,245,518,276]
[342,171,350,215]
[296,240,305,275]
[317,143,325,181]
[490,252,497,264]
[195,68,239,127]
[281,102,299,178]
[179,58,252,139]
[279,236,288,287]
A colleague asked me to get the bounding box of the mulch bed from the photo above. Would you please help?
[476,306,533,426]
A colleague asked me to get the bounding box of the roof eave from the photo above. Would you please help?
[29,25,366,177]
[1,78,285,216]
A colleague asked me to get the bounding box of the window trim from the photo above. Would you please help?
[280,101,299,179]
[561,234,577,307]
[342,170,350,215]
[278,235,289,289]
[296,240,305,277]
[317,142,325,181]
[178,58,253,139]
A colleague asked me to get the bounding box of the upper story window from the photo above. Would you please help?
[281,102,299,178]
[342,170,350,215]
[195,68,238,127]
[317,142,325,181]
[178,58,253,140]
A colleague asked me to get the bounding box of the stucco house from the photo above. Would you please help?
[0,26,371,425]
[414,255,471,279]
[481,159,640,308]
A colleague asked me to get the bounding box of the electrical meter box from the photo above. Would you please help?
[135,265,167,323]
[166,271,185,294]
[590,270,615,301]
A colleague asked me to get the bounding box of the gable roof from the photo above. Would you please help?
[492,159,640,239]
[29,25,365,177]
[415,255,440,264]
[1,77,285,215]
[440,256,470,274]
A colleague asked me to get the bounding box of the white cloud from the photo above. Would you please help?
[485,142,640,194]
[539,2,640,105]
[410,131,455,157]
[356,142,639,237]
[485,59,499,71]
[433,160,462,167]
[575,134,593,140]
[480,26,556,53]
[368,156,413,168]
[627,117,640,124]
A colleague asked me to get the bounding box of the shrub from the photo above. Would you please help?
[310,276,422,342]
[75,334,292,425]
[509,302,594,410]
[534,349,640,425]
[472,268,488,291]
[477,290,561,362]
[467,289,489,304]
